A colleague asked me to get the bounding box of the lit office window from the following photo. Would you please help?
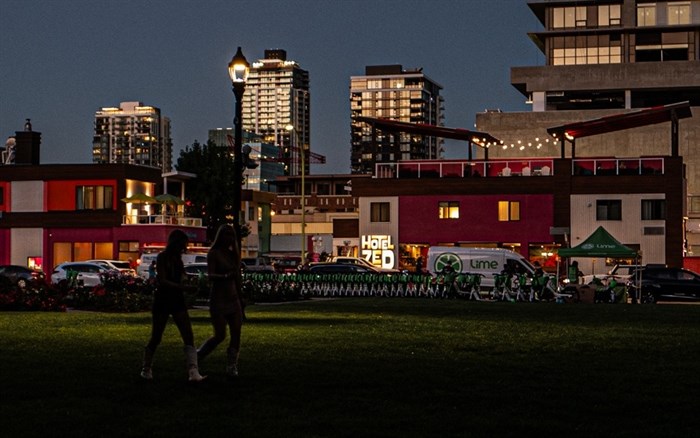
[370,202,390,222]
[596,200,622,221]
[598,4,621,26]
[438,201,459,219]
[668,2,691,25]
[552,6,587,29]
[637,4,656,26]
[498,201,520,222]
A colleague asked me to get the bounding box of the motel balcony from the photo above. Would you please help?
[273,195,358,214]
[374,157,665,179]
[122,213,203,227]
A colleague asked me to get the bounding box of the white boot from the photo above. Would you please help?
[226,347,239,378]
[184,345,207,382]
[140,347,154,380]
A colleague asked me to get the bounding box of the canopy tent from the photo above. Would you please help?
[559,226,637,258]
[558,226,641,302]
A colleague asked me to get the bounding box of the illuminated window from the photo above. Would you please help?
[668,2,690,25]
[641,199,666,220]
[598,4,621,26]
[637,4,656,26]
[498,201,520,221]
[54,242,72,263]
[438,201,459,219]
[552,6,587,29]
[370,202,390,222]
[94,242,113,259]
[73,242,92,261]
[596,200,622,221]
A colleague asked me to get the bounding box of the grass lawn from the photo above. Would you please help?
[1,299,699,437]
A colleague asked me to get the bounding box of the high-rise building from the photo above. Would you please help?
[350,65,445,174]
[93,101,172,172]
[476,0,700,253]
[242,49,310,177]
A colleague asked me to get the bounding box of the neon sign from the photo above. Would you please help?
[361,235,395,269]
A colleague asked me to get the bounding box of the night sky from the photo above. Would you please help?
[1,0,543,173]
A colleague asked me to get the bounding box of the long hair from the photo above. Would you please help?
[210,224,240,267]
[211,224,237,250]
[158,229,188,281]
[165,229,189,255]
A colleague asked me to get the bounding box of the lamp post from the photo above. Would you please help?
[228,46,249,241]
[286,125,306,262]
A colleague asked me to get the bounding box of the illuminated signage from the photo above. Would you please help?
[361,235,395,269]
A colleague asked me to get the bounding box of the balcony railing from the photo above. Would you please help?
[274,195,357,212]
[375,159,555,179]
[375,157,666,179]
[123,213,202,227]
[572,157,664,176]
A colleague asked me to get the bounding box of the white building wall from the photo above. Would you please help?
[11,181,43,212]
[11,228,43,265]
[570,194,666,275]
[359,196,399,269]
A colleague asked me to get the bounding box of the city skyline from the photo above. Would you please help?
[0,0,543,174]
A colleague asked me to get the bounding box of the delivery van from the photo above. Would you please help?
[427,247,543,291]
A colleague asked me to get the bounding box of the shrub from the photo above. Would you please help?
[71,271,154,312]
[0,279,67,312]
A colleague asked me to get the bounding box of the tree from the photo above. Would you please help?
[176,140,237,241]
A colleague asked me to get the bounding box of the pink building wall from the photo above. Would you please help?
[399,194,554,256]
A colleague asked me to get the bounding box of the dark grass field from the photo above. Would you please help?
[2,299,699,437]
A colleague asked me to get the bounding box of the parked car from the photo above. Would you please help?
[136,252,208,278]
[51,262,109,288]
[242,257,275,273]
[631,266,700,303]
[0,265,46,289]
[184,262,208,279]
[272,257,302,274]
[308,263,381,275]
[326,256,401,273]
[86,259,137,276]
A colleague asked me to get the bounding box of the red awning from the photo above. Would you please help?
[354,116,501,147]
[547,101,692,140]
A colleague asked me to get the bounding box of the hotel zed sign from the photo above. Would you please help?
[361,235,395,269]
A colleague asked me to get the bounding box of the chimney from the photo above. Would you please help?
[14,118,41,165]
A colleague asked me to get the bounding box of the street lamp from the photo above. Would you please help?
[286,125,305,262]
[228,46,249,241]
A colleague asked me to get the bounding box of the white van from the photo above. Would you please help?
[426,247,541,290]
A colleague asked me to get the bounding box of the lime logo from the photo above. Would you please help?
[434,253,462,272]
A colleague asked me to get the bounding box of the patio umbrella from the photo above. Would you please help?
[154,193,185,205]
[120,193,158,204]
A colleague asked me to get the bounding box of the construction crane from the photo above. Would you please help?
[226,134,326,164]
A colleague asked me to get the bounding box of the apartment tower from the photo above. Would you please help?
[93,101,172,172]
[242,49,310,177]
[350,65,445,174]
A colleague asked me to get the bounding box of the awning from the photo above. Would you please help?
[547,101,692,140]
[354,116,501,147]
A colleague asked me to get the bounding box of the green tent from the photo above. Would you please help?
[558,226,637,258]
